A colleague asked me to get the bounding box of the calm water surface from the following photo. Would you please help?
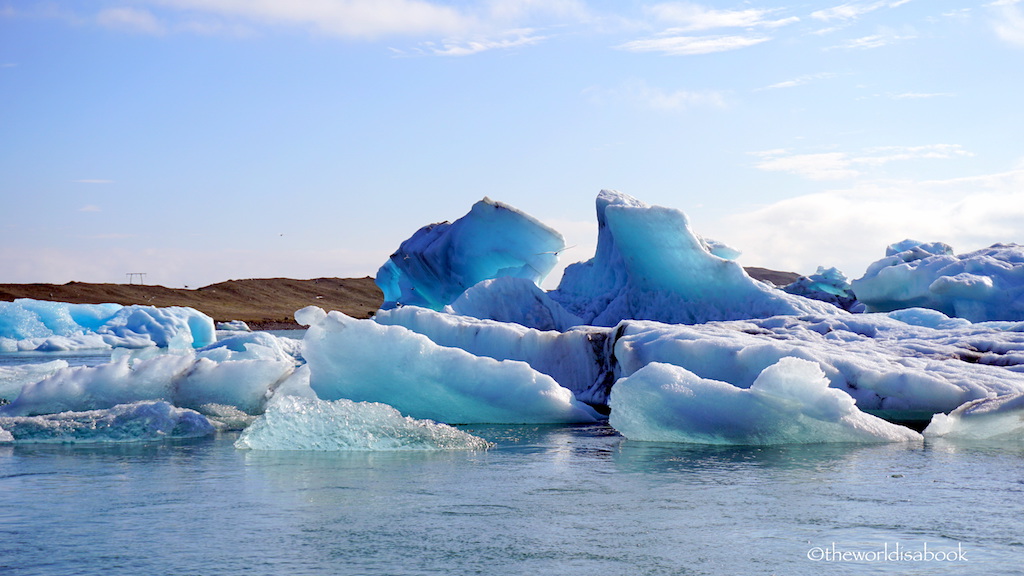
[1,424,1021,576]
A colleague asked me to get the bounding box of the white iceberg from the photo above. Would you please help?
[0,332,299,417]
[297,306,599,424]
[0,298,216,351]
[853,241,1024,321]
[235,394,492,451]
[609,358,922,445]
[0,401,214,443]
[376,305,1024,416]
[375,197,565,311]
[550,190,839,326]
[923,393,1024,440]
[0,360,69,403]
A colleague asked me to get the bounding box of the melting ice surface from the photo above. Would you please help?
[0,298,215,351]
[924,393,1024,440]
[297,306,599,425]
[609,358,922,445]
[235,394,492,451]
[0,400,214,443]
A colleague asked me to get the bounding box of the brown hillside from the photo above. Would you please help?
[0,277,383,330]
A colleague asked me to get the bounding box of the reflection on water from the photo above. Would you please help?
[1,425,1021,576]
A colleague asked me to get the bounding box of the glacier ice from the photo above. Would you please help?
[853,241,1024,321]
[549,190,840,326]
[297,306,598,424]
[0,401,214,443]
[783,266,864,313]
[446,277,584,331]
[0,331,299,417]
[376,304,1024,417]
[375,197,565,311]
[0,360,69,403]
[923,393,1024,440]
[235,394,492,450]
[609,358,922,445]
[0,298,216,351]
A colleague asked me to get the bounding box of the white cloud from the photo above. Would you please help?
[759,72,838,90]
[753,145,973,180]
[97,7,166,35]
[78,205,102,213]
[811,0,913,23]
[714,169,1024,277]
[989,0,1024,47]
[156,0,474,39]
[414,29,546,56]
[645,2,799,31]
[618,33,770,55]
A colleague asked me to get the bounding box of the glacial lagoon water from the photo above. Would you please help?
[2,422,1022,576]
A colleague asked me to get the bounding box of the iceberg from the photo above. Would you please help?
[609,358,922,445]
[0,298,216,351]
[853,241,1024,321]
[550,191,840,326]
[446,277,584,331]
[1,332,299,417]
[0,360,69,403]
[297,306,599,424]
[783,266,864,312]
[375,197,565,311]
[376,305,1024,416]
[235,394,492,450]
[923,393,1024,440]
[0,400,214,443]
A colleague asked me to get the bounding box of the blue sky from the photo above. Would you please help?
[2,0,1023,289]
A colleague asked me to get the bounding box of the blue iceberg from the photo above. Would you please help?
[0,401,214,443]
[375,197,565,311]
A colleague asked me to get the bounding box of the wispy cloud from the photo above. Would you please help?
[758,72,839,90]
[989,0,1024,47]
[827,28,916,49]
[78,205,102,213]
[753,144,973,180]
[811,0,913,23]
[404,29,546,56]
[645,2,799,31]
[618,33,770,55]
[97,7,165,35]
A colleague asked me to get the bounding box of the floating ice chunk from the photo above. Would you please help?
[235,394,492,451]
[0,425,12,443]
[299,307,598,424]
[609,358,922,445]
[0,360,69,403]
[853,242,1024,321]
[923,393,1024,440]
[376,197,565,310]
[0,401,214,443]
[1,332,300,417]
[551,190,839,326]
[216,320,251,332]
[0,299,215,351]
[445,277,584,331]
[784,266,864,312]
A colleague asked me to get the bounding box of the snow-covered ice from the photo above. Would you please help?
[609,358,922,445]
[297,306,599,424]
[375,197,565,311]
[0,332,299,417]
[235,394,492,450]
[853,241,1024,321]
[0,298,216,351]
[923,393,1024,440]
[0,401,214,443]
